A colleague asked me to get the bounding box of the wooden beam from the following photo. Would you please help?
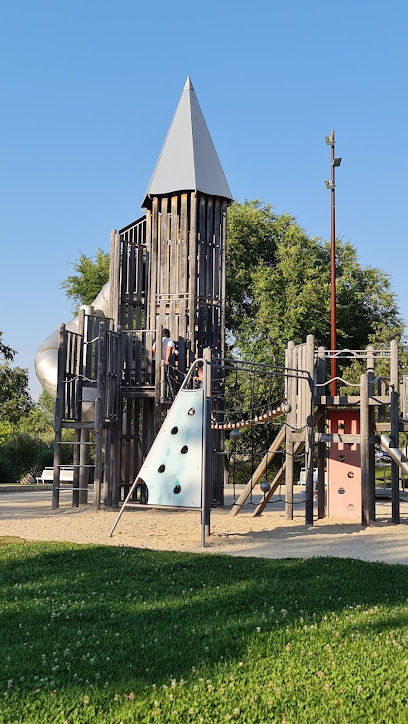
[188,193,198,360]
[229,425,286,516]
[375,421,408,432]
[390,339,400,523]
[315,433,364,443]
[52,324,66,510]
[285,341,295,520]
[317,347,326,520]
[317,395,390,406]
[72,428,81,508]
[109,230,120,327]
[304,334,315,525]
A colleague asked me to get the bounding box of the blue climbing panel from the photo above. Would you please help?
[135,388,204,508]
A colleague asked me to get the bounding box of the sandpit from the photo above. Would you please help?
[2,486,408,565]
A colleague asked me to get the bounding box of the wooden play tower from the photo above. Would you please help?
[51,78,232,510]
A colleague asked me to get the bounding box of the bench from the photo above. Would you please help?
[36,467,74,484]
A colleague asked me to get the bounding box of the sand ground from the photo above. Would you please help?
[2,485,408,565]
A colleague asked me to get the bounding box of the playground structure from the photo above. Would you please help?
[35,77,231,514]
[228,337,408,526]
[34,77,408,531]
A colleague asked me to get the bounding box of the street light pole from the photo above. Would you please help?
[325,131,341,396]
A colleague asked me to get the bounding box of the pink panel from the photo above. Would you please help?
[327,410,361,520]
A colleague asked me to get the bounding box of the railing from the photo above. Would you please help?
[61,313,112,422]
[63,330,83,421]
[122,330,155,387]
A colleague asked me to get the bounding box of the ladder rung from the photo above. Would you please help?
[56,464,95,468]
[57,441,95,445]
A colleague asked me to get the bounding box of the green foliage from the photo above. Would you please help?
[0,331,33,426]
[0,333,60,481]
[38,389,55,415]
[17,392,54,440]
[0,421,12,444]
[0,387,74,481]
[226,200,404,365]
[0,428,74,482]
[2,543,408,722]
[0,432,53,483]
[0,332,15,362]
[60,248,110,313]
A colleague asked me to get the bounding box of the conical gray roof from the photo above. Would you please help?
[142,77,232,208]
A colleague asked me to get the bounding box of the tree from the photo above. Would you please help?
[226,200,404,366]
[60,201,405,368]
[61,248,110,312]
[0,331,32,426]
[17,390,54,439]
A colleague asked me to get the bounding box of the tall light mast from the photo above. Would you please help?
[325,131,342,396]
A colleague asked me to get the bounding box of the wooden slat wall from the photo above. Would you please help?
[53,189,229,504]
[113,193,228,497]
[143,191,225,366]
[178,193,188,377]
[170,195,178,298]
[188,193,198,364]
[220,201,227,359]
[158,197,167,323]
[118,217,147,332]
[62,330,84,422]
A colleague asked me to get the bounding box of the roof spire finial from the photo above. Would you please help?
[142,77,232,208]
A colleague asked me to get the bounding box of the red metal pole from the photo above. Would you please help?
[330,130,337,397]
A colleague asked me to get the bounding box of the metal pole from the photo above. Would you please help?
[360,373,370,526]
[201,357,208,548]
[330,130,337,397]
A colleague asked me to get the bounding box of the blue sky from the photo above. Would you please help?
[1,0,407,398]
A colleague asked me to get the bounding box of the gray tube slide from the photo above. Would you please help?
[379,434,408,476]
[34,282,110,415]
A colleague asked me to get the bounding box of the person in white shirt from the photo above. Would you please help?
[152,329,175,366]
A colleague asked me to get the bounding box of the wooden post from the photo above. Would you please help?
[285,341,295,520]
[79,428,90,505]
[390,339,400,524]
[154,324,163,434]
[285,427,294,520]
[220,202,227,359]
[305,335,315,525]
[94,321,107,510]
[109,230,120,327]
[72,428,81,507]
[103,428,112,507]
[111,328,123,509]
[188,193,198,362]
[367,345,376,522]
[52,324,66,510]
[77,307,85,426]
[360,373,370,526]
[317,346,326,519]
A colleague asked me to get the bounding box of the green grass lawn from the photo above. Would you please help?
[1,538,408,723]
[375,463,392,487]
